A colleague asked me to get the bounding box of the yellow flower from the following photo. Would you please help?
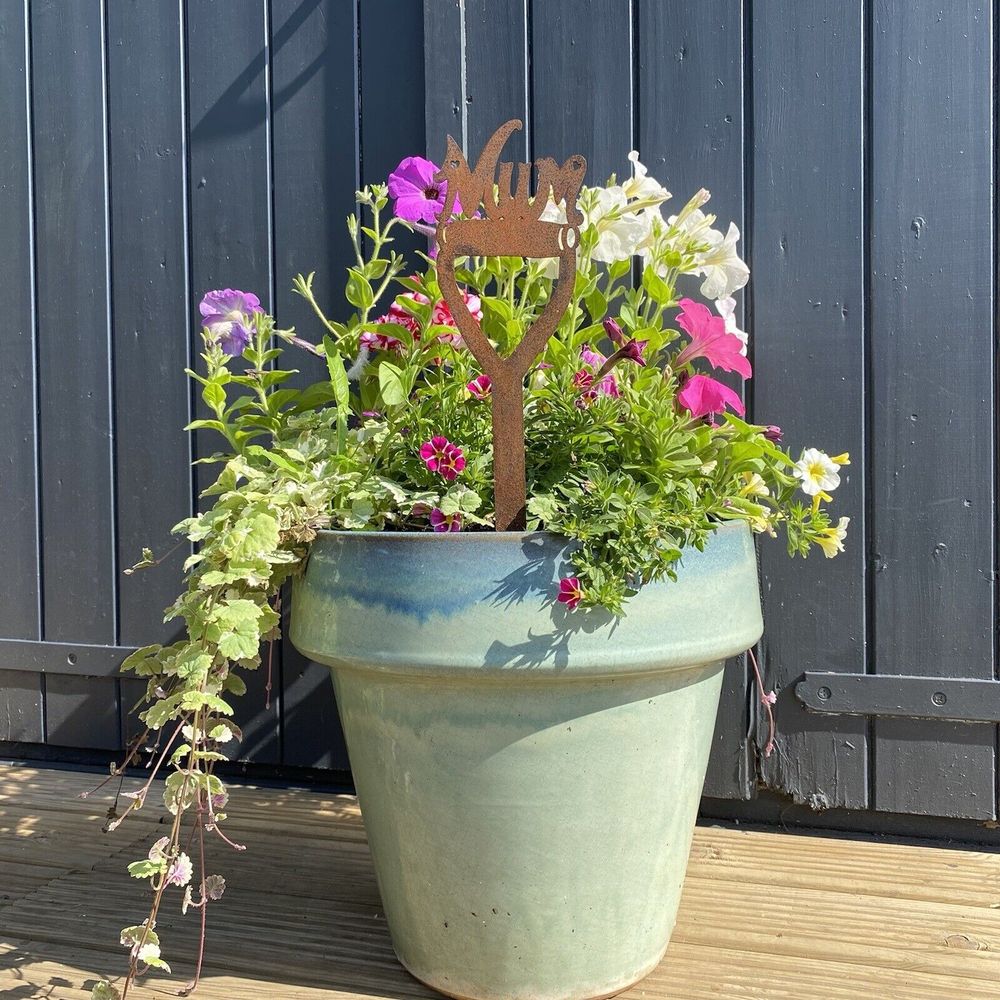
[815,517,850,558]
[741,471,769,497]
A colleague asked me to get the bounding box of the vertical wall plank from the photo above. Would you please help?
[187,0,278,763]
[871,1,996,818]
[359,0,425,268]
[465,0,529,161]
[359,0,425,188]
[532,0,632,185]
[424,0,463,151]
[751,5,868,809]
[639,1,751,801]
[272,0,358,771]
[32,0,119,749]
[424,1,529,171]
[108,0,191,655]
[0,0,43,742]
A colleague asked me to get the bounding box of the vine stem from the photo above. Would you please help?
[180,795,208,996]
[747,646,776,758]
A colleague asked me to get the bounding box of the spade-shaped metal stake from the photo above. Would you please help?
[434,120,586,530]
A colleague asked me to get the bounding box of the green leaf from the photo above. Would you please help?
[127,860,165,880]
[223,673,247,696]
[202,379,227,413]
[120,644,163,674]
[323,335,351,452]
[377,362,407,407]
[209,599,265,661]
[345,267,374,311]
[527,494,559,522]
[641,265,674,306]
[164,771,196,815]
[143,693,184,731]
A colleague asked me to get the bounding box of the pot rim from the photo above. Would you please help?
[311,519,748,542]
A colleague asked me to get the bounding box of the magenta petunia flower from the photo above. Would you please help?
[603,316,624,345]
[557,577,584,610]
[677,373,745,419]
[620,339,648,366]
[466,374,492,399]
[388,156,457,224]
[419,436,466,481]
[673,298,752,379]
[429,508,462,532]
[199,288,262,357]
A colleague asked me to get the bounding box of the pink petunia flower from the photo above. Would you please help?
[429,508,462,532]
[388,156,456,224]
[557,577,584,610]
[359,330,405,353]
[575,345,620,407]
[673,298,752,379]
[466,374,492,399]
[419,436,466,481]
[385,300,422,335]
[677,373,746,419]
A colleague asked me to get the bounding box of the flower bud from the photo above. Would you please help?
[762,424,783,442]
[603,317,624,345]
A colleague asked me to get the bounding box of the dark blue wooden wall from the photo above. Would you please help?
[1,0,997,827]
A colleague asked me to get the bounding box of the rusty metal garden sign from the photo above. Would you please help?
[434,119,586,529]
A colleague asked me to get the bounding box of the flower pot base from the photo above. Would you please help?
[396,942,668,1000]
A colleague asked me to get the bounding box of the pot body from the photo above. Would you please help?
[291,523,762,1000]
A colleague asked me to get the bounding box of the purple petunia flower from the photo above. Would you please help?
[429,508,462,532]
[199,289,262,357]
[388,156,457,224]
[419,436,466,481]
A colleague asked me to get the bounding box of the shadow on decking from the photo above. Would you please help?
[1,763,1000,1000]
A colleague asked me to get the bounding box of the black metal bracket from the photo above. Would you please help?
[796,672,1000,724]
[0,639,138,678]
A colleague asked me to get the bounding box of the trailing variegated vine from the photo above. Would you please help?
[93,166,848,997]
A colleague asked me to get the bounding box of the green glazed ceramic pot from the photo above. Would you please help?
[291,522,762,1000]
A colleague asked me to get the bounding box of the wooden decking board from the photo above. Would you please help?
[0,765,998,999]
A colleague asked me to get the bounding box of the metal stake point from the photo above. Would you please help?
[434,120,586,530]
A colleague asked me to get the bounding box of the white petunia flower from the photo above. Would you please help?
[715,296,749,355]
[697,222,750,299]
[585,187,655,263]
[816,516,850,558]
[793,448,841,496]
[624,151,671,203]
